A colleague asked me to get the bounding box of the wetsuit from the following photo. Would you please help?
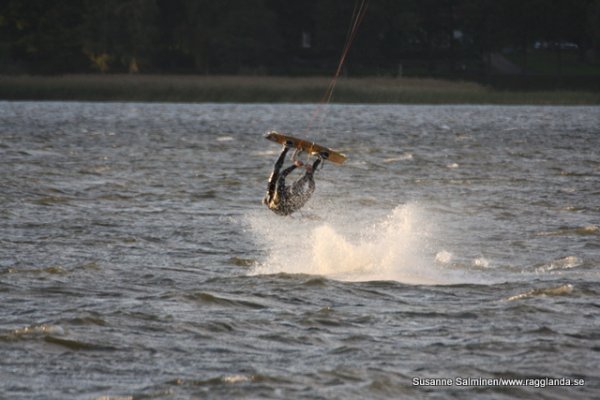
[263,146,321,216]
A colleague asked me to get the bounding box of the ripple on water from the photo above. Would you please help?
[506,284,574,301]
[1,103,599,399]
[535,256,583,273]
[186,292,266,310]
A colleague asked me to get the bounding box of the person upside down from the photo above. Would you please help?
[263,142,322,216]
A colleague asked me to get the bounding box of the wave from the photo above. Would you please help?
[506,284,574,301]
[2,324,65,340]
[1,323,117,351]
[186,291,266,309]
[535,256,583,273]
[536,224,599,237]
[246,203,474,285]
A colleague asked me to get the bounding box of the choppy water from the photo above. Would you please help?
[1,101,599,399]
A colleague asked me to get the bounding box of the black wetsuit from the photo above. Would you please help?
[263,146,321,216]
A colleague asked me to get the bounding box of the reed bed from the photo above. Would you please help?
[1,74,598,104]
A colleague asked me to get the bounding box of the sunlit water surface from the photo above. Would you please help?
[1,102,599,399]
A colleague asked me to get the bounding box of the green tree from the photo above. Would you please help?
[0,0,87,73]
[175,0,281,74]
[347,0,421,74]
[81,0,159,73]
[266,0,318,74]
[589,0,600,62]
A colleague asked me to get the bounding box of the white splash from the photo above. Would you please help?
[472,257,490,268]
[435,250,453,264]
[248,203,470,285]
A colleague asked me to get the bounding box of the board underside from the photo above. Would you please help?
[264,131,347,164]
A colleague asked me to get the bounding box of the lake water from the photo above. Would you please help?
[1,102,599,399]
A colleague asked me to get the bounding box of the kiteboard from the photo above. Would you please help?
[264,131,347,164]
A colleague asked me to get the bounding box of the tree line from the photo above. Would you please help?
[1,0,599,76]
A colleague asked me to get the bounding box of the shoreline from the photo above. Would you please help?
[1,74,599,105]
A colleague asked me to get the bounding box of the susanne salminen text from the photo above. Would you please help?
[413,377,585,388]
